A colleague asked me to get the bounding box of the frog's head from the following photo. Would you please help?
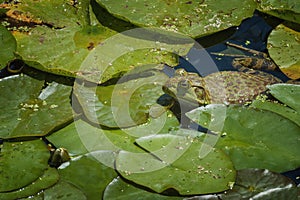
[162,68,210,105]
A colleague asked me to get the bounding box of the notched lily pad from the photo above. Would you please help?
[268,24,300,79]
[116,133,236,195]
[186,104,300,172]
[0,74,73,138]
[95,0,257,38]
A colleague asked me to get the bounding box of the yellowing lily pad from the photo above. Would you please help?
[267,24,300,79]
[95,0,257,38]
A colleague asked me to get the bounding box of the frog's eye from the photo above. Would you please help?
[175,68,187,77]
[178,79,191,89]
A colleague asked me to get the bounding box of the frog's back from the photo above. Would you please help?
[203,71,281,104]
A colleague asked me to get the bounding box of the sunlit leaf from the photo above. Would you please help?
[252,84,300,126]
[0,74,73,139]
[73,69,170,127]
[95,0,256,38]
[186,104,300,172]
[116,132,236,195]
[257,0,300,24]
[268,24,300,79]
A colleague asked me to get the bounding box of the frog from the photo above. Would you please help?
[48,147,70,168]
[163,42,283,105]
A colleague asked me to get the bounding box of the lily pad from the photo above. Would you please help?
[43,181,87,200]
[46,121,89,156]
[268,83,300,112]
[0,140,59,199]
[73,68,170,127]
[103,177,183,200]
[186,104,300,172]
[95,0,257,38]
[116,133,236,195]
[267,24,300,79]
[257,0,300,24]
[220,169,299,199]
[58,154,117,200]
[7,0,116,77]
[252,84,300,126]
[77,27,193,84]
[0,74,73,138]
[0,25,16,69]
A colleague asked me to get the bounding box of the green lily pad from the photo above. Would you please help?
[252,84,300,126]
[0,140,59,199]
[257,0,300,24]
[48,113,178,167]
[0,74,73,138]
[0,167,59,200]
[186,104,300,172]
[116,133,236,195]
[103,177,183,200]
[95,0,257,38]
[43,181,87,200]
[267,24,300,80]
[58,154,117,200]
[73,68,170,127]
[268,84,300,112]
[220,169,299,199]
[0,25,16,69]
[77,27,193,84]
[46,121,89,156]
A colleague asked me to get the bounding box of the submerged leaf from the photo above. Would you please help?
[220,169,299,199]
